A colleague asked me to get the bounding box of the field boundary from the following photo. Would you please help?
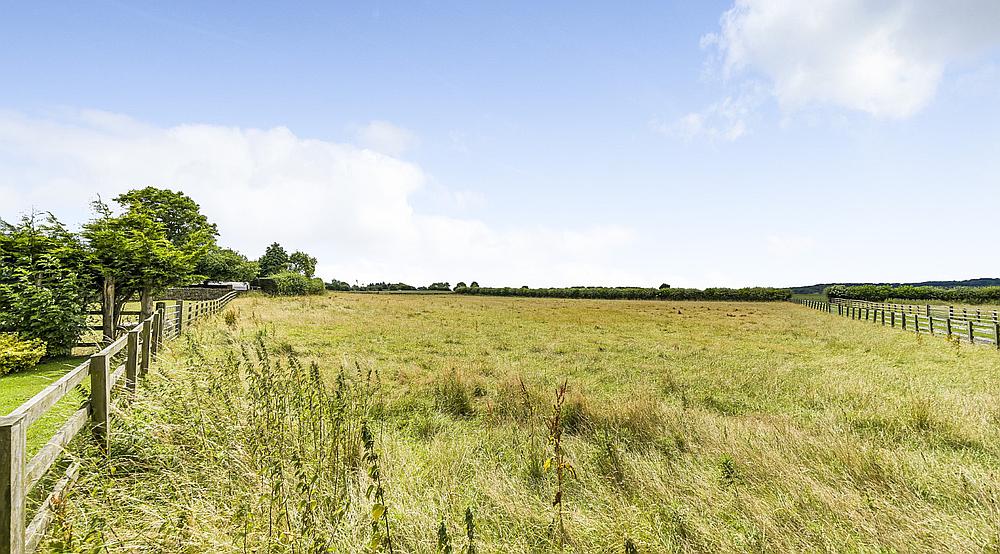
[0,292,238,554]
[794,298,1000,348]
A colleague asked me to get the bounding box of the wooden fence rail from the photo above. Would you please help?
[1,291,239,554]
[794,298,1000,348]
[828,298,1000,325]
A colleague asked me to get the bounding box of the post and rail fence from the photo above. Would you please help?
[793,297,1000,348]
[1,291,239,554]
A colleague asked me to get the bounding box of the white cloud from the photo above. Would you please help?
[656,82,765,141]
[703,0,1000,119]
[353,120,418,156]
[0,109,638,286]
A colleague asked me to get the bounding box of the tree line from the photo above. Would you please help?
[1,186,320,363]
[325,281,453,292]
[453,285,791,301]
[825,284,1000,304]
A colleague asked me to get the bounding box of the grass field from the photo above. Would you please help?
[42,293,1000,552]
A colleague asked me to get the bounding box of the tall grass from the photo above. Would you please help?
[44,323,385,551]
[41,294,1000,552]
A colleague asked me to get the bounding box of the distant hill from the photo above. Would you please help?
[791,278,1000,295]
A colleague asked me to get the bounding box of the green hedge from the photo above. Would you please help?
[826,285,1000,304]
[0,333,46,376]
[260,272,326,296]
[0,266,88,357]
[454,286,791,302]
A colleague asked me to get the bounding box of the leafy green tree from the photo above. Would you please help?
[115,187,218,248]
[289,250,318,277]
[0,212,93,355]
[196,246,259,283]
[326,278,352,291]
[469,281,479,288]
[258,242,290,277]
[113,188,215,319]
[0,211,94,285]
[83,200,196,341]
[428,282,451,291]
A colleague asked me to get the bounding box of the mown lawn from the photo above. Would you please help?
[45,293,1000,552]
[1,356,89,455]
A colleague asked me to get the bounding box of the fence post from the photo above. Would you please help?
[140,318,152,378]
[901,312,906,330]
[89,351,111,452]
[125,327,140,396]
[968,321,975,344]
[176,300,185,335]
[0,415,26,554]
[995,322,999,350]
[156,305,165,352]
[890,311,895,327]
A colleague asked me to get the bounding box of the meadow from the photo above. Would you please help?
[40,293,1000,552]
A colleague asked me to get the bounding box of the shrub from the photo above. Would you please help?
[0,265,88,356]
[306,277,325,295]
[0,333,46,376]
[265,272,326,296]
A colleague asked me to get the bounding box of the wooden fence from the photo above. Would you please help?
[1,292,239,554]
[794,298,1000,348]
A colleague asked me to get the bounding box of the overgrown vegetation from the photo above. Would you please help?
[45,324,382,551]
[47,294,1000,551]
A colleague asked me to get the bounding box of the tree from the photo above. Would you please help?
[289,250,318,277]
[0,212,93,355]
[114,188,215,319]
[659,283,671,290]
[83,200,196,341]
[469,281,479,288]
[0,211,94,285]
[326,278,352,291]
[258,243,290,277]
[454,282,468,290]
[115,187,218,248]
[196,246,259,283]
[428,282,451,291]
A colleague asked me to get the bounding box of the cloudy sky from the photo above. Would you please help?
[2,1,999,287]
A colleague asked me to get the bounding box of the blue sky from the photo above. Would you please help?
[2,1,999,287]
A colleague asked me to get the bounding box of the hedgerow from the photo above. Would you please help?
[263,271,326,296]
[826,284,1000,304]
[454,285,791,302]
